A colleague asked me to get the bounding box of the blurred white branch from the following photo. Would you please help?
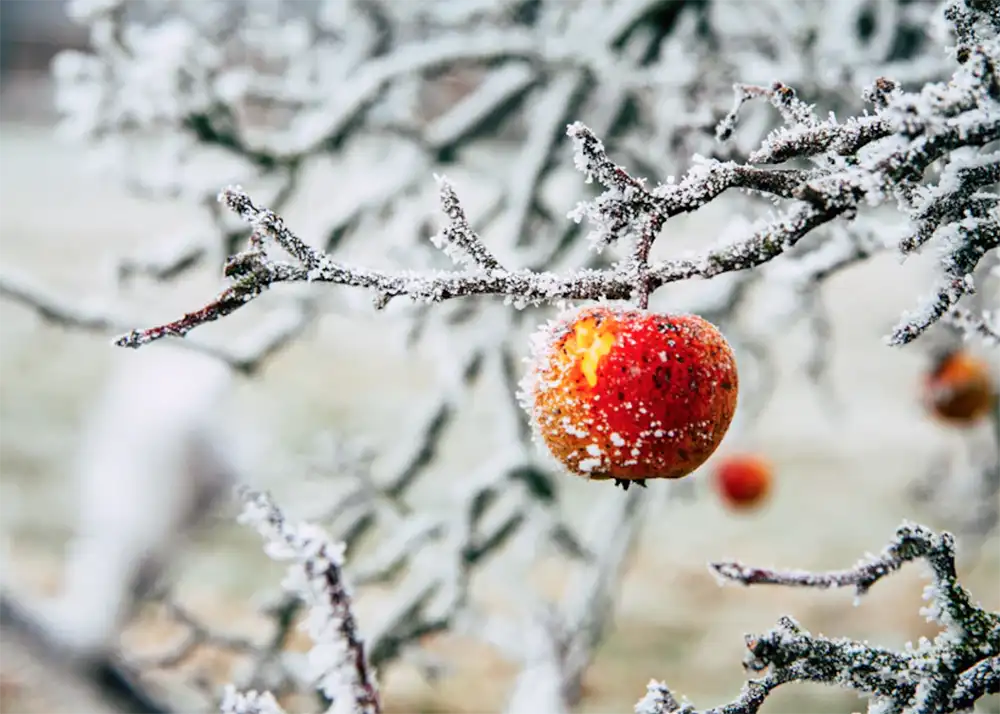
[0,268,314,374]
[503,486,648,712]
[237,487,381,714]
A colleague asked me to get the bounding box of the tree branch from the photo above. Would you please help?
[638,522,1000,714]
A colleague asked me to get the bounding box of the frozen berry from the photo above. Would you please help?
[923,349,997,426]
[714,453,772,511]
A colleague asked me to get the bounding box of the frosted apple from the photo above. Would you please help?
[520,304,739,490]
[923,349,997,426]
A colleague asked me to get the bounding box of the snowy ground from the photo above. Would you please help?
[1,116,998,714]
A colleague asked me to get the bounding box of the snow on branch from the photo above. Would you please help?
[636,522,1000,714]
[222,472,592,714]
[218,512,999,714]
[22,0,985,380]
[112,0,999,352]
[135,110,836,336]
[711,522,955,597]
[430,175,504,271]
[205,438,591,709]
[942,306,1000,346]
[220,686,288,714]
[235,487,381,714]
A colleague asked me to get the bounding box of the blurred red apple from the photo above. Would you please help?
[923,349,997,426]
[714,453,772,511]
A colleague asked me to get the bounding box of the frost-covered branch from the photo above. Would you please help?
[236,487,381,714]
[944,306,1000,346]
[711,522,962,598]
[637,522,1000,714]
[431,175,504,271]
[114,0,999,351]
[220,686,288,714]
[39,0,985,384]
[111,138,834,348]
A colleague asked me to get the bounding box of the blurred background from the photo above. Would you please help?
[1,1,998,713]
[1,1,83,121]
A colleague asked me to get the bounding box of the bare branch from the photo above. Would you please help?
[130,595,257,670]
[0,593,171,714]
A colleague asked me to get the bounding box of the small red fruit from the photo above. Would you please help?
[922,349,997,426]
[520,304,739,489]
[713,453,772,510]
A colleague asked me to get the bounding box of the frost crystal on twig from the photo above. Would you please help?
[220,685,288,714]
[634,680,689,714]
[711,521,961,597]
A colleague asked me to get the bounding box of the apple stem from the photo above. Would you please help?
[632,216,663,310]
